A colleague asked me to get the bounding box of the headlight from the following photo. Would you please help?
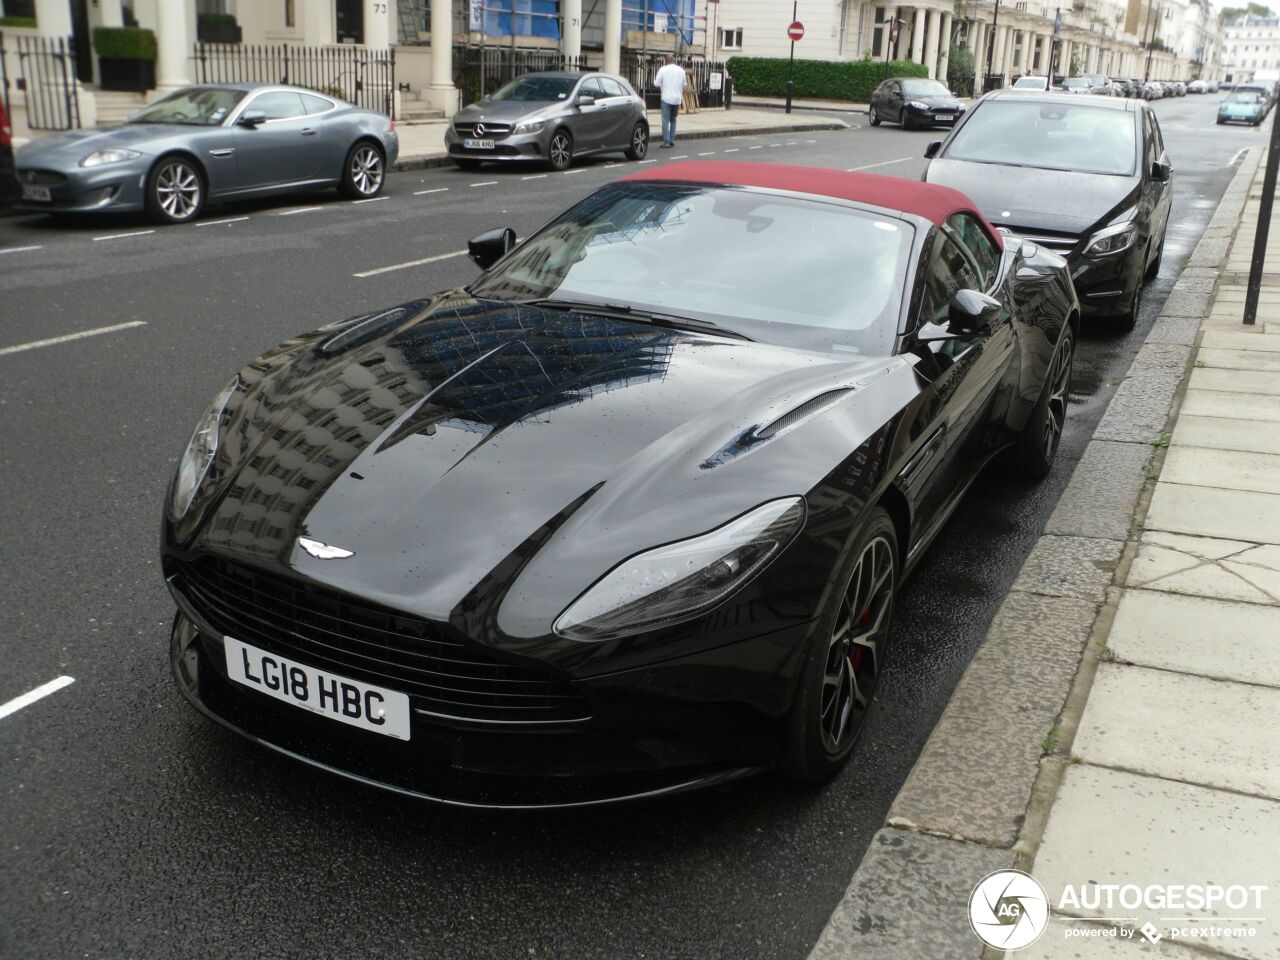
[554,497,806,641]
[80,148,142,167]
[909,100,929,110]
[514,119,546,134]
[1082,221,1137,258]
[171,376,239,520]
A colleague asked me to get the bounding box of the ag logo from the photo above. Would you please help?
[968,869,1050,950]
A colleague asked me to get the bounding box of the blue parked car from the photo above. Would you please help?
[1218,90,1268,125]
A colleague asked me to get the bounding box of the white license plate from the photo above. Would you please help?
[935,114,955,120]
[224,636,411,740]
[463,138,495,149]
[21,184,51,202]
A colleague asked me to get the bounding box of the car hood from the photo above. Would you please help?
[191,295,916,632]
[15,123,189,164]
[454,99,560,123]
[925,157,1139,236]
[905,96,964,109]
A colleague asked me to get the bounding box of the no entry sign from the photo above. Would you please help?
[787,20,805,41]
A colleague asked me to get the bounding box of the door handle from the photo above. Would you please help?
[301,128,317,136]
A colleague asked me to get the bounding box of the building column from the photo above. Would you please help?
[912,8,926,63]
[972,19,986,88]
[154,0,193,92]
[1001,27,1015,79]
[304,2,336,46]
[1061,38,1072,75]
[924,8,941,78]
[937,11,952,82]
[364,0,391,47]
[562,0,583,60]
[603,0,622,73]
[34,0,73,37]
[426,0,458,116]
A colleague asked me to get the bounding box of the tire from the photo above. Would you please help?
[868,104,881,126]
[339,142,385,199]
[548,129,573,171]
[1145,230,1165,281]
[1007,327,1074,479]
[1113,268,1144,333]
[780,508,898,781]
[452,158,482,171]
[625,121,649,160]
[146,155,205,225]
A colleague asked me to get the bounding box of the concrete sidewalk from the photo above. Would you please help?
[392,106,847,170]
[807,146,1280,960]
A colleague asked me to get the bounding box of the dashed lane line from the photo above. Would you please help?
[521,174,548,180]
[196,216,250,227]
[0,244,43,255]
[749,145,764,149]
[92,229,155,242]
[723,148,740,153]
[353,250,467,278]
[276,206,326,216]
[562,168,587,175]
[847,157,915,171]
[470,181,499,187]
[414,187,449,195]
[697,151,716,156]
[0,676,75,721]
[0,321,147,358]
[352,196,390,204]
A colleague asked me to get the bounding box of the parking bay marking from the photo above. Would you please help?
[0,676,75,721]
[0,321,147,358]
[92,229,155,242]
[353,250,467,278]
[848,157,914,171]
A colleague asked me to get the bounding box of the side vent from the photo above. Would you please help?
[756,389,854,440]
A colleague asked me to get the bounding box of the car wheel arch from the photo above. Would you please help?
[151,149,208,189]
[878,483,912,571]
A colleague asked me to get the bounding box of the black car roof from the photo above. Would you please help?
[982,90,1137,112]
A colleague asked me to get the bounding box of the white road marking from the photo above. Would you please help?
[768,143,782,147]
[697,151,716,156]
[749,145,764,149]
[670,155,688,159]
[1230,147,1250,166]
[0,321,146,358]
[805,139,817,143]
[0,676,75,721]
[723,148,740,153]
[414,187,449,195]
[603,162,620,167]
[562,168,587,175]
[470,180,498,187]
[521,174,548,180]
[786,141,798,145]
[351,196,389,204]
[92,229,155,242]
[638,159,658,164]
[0,244,43,255]
[847,156,914,171]
[277,206,325,216]
[353,250,467,278]
[196,216,249,227]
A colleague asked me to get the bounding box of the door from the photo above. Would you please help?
[336,0,365,43]
[884,80,905,122]
[595,76,636,148]
[1143,110,1173,250]
[231,91,321,189]
[567,77,614,151]
[70,0,93,83]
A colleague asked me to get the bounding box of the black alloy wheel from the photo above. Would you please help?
[1008,329,1074,479]
[146,156,204,224]
[548,129,573,171]
[626,122,649,161]
[781,508,897,780]
[869,104,881,126]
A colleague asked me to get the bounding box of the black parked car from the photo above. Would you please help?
[164,162,1078,808]
[869,77,967,129]
[923,91,1172,330]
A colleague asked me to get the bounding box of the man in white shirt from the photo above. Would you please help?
[654,56,686,148]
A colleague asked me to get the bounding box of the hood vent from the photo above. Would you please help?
[756,388,855,440]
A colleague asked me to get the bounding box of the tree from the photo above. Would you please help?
[1219,3,1274,23]
[947,44,975,96]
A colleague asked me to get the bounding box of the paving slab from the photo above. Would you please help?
[1093,344,1192,443]
[1170,415,1280,455]
[1016,917,1214,959]
[1197,348,1280,372]
[1179,389,1280,423]
[1189,367,1280,396]
[1033,765,1280,960]
[1074,663,1280,799]
[1200,330,1280,353]
[1160,446,1280,495]
[887,591,1097,847]
[1128,530,1280,604]
[1109,589,1280,687]
[1044,441,1152,541]
[807,829,1008,960]
[1011,535,1123,601]
[1146,315,1201,346]
[1146,482,1280,545]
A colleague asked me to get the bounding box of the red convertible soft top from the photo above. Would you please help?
[623,160,1002,249]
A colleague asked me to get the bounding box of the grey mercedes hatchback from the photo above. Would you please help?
[445,71,649,171]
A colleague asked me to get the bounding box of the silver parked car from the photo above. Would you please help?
[445,71,649,172]
[14,83,398,224]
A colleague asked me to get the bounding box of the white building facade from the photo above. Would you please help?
[1221,14,1280,82]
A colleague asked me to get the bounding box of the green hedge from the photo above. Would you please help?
[92,26,157,61]
[198,12,238,27]
[0,15,38,28]
[726,56,928,102]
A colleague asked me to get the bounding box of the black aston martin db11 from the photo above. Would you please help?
[164,162,1079,808]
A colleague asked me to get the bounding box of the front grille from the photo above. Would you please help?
[176,556,591,724]
[453,121,513,140]
[1006,231,1079,255]
[17,168,67,186]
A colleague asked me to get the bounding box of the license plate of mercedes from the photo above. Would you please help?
[21,184,51,202]
[224,636,411,740]
[463,138,495,149]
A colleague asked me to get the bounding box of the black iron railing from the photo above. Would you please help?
[192,42,396,118]
[622,55,729,109]
[3,32,81,130]
[452,46,587,105]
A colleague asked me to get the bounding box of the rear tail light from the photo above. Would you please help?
[0,104,10,147]
[388,120,396,133]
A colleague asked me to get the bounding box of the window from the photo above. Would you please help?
[578,77,606,99]
[246,91,307,120]
[946,213,1000,289]
[302,93,335,114]
[920,235,983,328]
[285,0,295,27]
[598,77,627,98]
[719,27,743,50]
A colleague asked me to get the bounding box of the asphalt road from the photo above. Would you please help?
[0,94,1263,960]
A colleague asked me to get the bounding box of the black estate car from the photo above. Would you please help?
[923,91,1172,330]
[869,77,966,129]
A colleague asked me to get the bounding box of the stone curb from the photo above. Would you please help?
[806,144,1266,960]
[391,119,850,171]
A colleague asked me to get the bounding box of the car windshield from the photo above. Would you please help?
[901,79,950,97]
[1013,76,1047,88]
[1063,78,1089,89]
[127,87,245,125]
[1230,91,1265,102]
[489,76,577,102]
[468,182,913,356]
[944,100,1136,176]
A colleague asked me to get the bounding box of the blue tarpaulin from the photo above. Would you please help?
[471,0,562,39]
[622,0,695,43]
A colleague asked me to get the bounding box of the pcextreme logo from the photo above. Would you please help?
[968,870,1050,950]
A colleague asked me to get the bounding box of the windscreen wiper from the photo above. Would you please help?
[519,298,753,341]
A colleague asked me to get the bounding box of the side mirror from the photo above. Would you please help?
[468,227,517,269]
[1151,158,1172,182]
[575,94,596,107]
[924,140,942,159]
[948,289,1001,333]
[237,110,267,127]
